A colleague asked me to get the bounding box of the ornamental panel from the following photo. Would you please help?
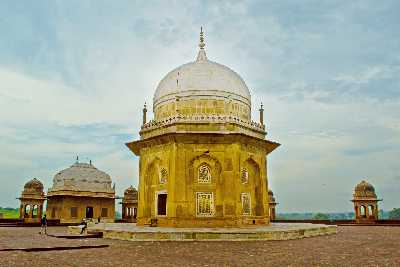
[198,164,211,183]
[159,168,168,184]
[196,192,214,216]
[241,168,249,184]
[241,193,251,215]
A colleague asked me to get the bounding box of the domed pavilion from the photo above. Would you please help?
[126,29,280,227]
[18,178,46,222]
[121,186,138,222]
[46,160,115,223]
[352,180,382,223]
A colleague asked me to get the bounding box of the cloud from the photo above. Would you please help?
[0,1,399,212]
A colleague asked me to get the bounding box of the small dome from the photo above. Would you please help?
[354,180,377,198]
[268,189,276,203]
[123,185,138,202]
[49,162,114,193]
[124,185,137,193]
[124,185,137,196]
[24,178,44,191]
[22,178,44,196]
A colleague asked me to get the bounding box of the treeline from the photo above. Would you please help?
[277,209,400,220]
[0,207,18,211]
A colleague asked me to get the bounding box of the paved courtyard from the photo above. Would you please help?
[0,226,399,266]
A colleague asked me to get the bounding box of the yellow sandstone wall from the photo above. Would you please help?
[46,196,115,224]
[136,135,270,227]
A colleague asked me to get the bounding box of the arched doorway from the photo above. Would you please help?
[24,205,31,218]
[32,205,38,218]
[360,205,366,218]
[368,205,374,218]
[156,192,167,216]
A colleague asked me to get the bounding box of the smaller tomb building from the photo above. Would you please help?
[46,160,115,223]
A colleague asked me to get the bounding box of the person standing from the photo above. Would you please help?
[40,214,47,235]
[80,218,87,235]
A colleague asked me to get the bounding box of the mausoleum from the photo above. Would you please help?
[46,160,115,223]
[126,29,280,227]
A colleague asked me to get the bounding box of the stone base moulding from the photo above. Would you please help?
[68,222,337,241]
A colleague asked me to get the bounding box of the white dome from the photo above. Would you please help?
[153,49,251,108]
[49,162,114,193]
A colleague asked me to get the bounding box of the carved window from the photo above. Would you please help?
[196,192,214,216]
[241,168,249,184]
[198,164,211,183]
[241,193,251,215]
[159,168,168,184]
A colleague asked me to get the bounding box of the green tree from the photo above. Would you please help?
[313,213,329,220]
[389,208,400,219]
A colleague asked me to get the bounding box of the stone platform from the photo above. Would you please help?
[69,223,337,241]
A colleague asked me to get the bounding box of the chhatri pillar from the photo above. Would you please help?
[126,28,280,227]
[352,180,382,224]
[268,190,278,221]
[18,178,46,223]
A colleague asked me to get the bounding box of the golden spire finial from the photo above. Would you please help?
[199,27,205,50]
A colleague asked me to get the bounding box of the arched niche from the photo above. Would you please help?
[242,157,263,216]
[189,154,222,185]
[144,157,167,217]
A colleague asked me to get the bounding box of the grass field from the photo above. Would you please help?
[0,208,19,218]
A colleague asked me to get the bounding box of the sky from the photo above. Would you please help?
[0,0,399,213]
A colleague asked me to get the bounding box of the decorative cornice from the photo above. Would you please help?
[141,114,265,133]
[47,189,115,198]
[126,132,280,157]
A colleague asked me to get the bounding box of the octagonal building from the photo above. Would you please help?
[126,29,280,227]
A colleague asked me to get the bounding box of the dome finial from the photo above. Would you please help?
[199,27,205,50]
[196,27,208,61]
